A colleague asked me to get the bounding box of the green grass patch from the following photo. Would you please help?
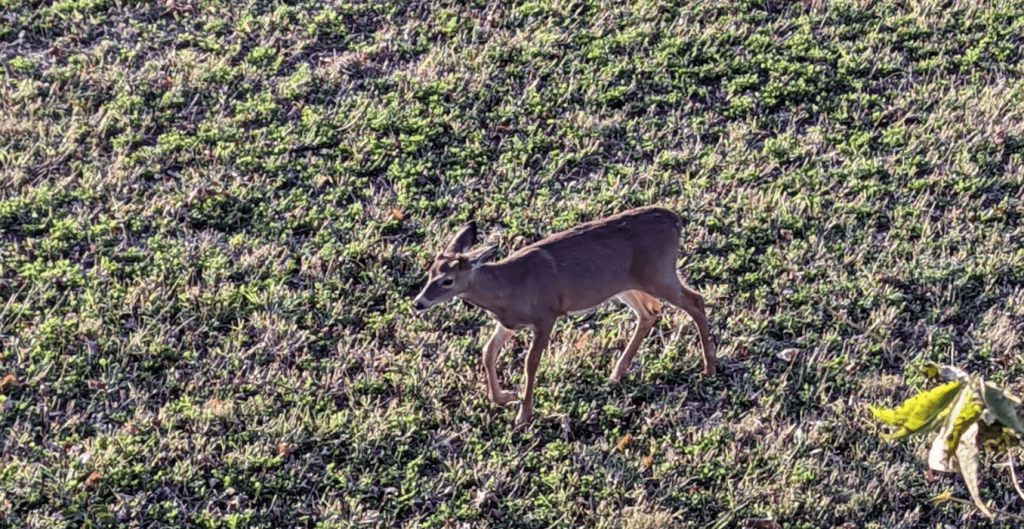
[2,0,1024,527]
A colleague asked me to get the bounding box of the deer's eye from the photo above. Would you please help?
[441,278,455,288]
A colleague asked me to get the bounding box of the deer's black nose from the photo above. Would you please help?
[413,299,425,311]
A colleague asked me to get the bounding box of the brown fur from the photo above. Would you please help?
[413,207,716,429]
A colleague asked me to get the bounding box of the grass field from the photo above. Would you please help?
[2,0,1024,527]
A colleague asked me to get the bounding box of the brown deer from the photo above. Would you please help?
[412,207,717,429]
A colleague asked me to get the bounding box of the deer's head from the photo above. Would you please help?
[413,221,497,312]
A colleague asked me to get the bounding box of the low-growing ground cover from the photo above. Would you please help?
[1,0,1023,527]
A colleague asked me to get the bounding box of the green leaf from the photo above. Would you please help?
[928,387,981,473]
[981,381,1024,435]
[929,387,966,473]
[869,405,900,426]
[870,381,963,440]
[946,395,982,457]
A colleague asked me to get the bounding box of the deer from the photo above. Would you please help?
[412,206,717,429]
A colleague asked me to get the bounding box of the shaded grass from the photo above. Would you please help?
[2,0,1024,527]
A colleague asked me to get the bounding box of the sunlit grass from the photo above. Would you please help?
[2,0,1023,527]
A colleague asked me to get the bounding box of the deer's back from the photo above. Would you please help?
[508,206,681,264]
[496,208,682,311]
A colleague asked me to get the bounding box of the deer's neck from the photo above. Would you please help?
[459,263,516,324]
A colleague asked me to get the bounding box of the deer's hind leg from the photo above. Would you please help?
[610,290,662,383]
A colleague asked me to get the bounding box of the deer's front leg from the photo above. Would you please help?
[514,320,553,429]
[482,323,517,405]
[675,284,717,376]
[611,291,661,383]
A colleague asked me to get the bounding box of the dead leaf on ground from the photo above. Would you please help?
[0,373,19,390]
[777,348,799,362]
[955,423,993,518]
[84,471,102,488]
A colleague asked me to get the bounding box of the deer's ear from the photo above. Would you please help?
[444,221,477,255]
[468,244,497,269]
